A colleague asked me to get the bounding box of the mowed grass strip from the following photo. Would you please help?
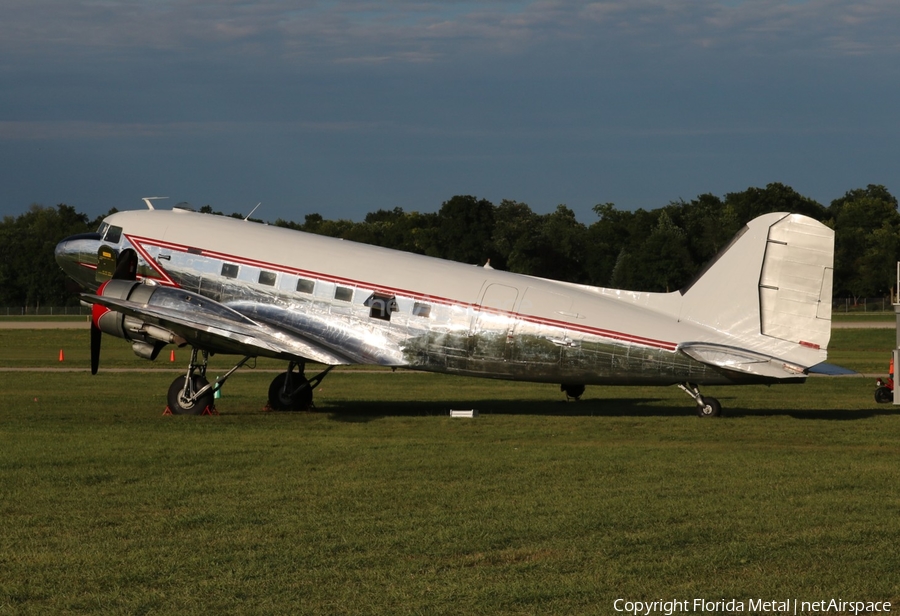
[2,327,897,375]
[826,328,896,374]
[3,363,900,614]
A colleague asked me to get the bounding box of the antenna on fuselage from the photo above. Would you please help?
[244,202,262,221]
[142,196,169,210]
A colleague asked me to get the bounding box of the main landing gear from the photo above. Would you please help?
[677,383,722,418]
[266,361,335,412]
[166,348,252,415]
[165,351,335,415]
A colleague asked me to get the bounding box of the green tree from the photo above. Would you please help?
[8,183,894,307]
[670,194,742,267]
[609,210,693,292]
[0,204,92,308]
[433,195,496,265]
[360,207,439,254]
[527,205,588,282]
[491,199,540,272]
[591,206,662,290]
[724,182,826,222]
[828,185,900,298]
[584,203,633,287]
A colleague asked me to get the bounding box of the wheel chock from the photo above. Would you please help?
[161,405,218,416]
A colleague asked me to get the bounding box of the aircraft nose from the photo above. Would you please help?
[55,232,103,290]
[54,237,72,266]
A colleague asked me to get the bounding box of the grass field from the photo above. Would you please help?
[833,312,896,322]
[2,330,900,614]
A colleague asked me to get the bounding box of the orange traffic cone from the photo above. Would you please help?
[58,349,65,362]
[170,349,176,362]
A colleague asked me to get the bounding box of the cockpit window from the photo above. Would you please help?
[97,222,109,237]
[103,225,123,243]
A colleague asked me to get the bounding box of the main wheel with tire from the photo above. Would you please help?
[267,372,314,411]
[167,375,214,415]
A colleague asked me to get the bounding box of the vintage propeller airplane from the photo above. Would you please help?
[54,200,835,416]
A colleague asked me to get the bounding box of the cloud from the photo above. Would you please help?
[3,0,899,69]
[0,120,219,140]
[0,118,393,141]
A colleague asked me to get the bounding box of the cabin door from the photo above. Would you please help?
[510,287,574,365]
[469,283,519,363]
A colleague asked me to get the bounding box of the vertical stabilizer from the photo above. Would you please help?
[679,213,834,355]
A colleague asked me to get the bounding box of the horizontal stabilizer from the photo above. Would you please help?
[807,362,858,376]
[678,342,806,379]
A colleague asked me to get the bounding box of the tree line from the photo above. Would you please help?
[2,182,897,309]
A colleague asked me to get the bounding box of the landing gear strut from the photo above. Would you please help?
[677,383,722,417]
[267,361,335,411]
[166,348,252,415]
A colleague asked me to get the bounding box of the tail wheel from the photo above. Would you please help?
[697,396,721,418]
[268,372,314,411]
[560,384,586,400]
[167,375,213,415]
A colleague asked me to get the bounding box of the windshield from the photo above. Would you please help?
[96,221,123,244]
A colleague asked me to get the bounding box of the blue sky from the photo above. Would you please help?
[2,0,898,222]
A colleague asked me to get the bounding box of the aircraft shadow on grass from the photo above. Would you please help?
[317,397,895,423]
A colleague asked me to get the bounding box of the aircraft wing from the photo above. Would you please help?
[82,292,352,365]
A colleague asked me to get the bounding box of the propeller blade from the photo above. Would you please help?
[89,289,109,375]
[87,250,135,374]
[90,319,102,375]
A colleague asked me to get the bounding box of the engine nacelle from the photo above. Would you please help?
[94,279,188,360]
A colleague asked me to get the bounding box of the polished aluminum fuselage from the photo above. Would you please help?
[56,208,825,386]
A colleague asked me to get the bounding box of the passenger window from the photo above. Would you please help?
[259,271,277,286]
[334,286,353,302]
[412,302,432,318]
[365,293,398,321]
[296,278,315,294]
[221,263,239,278]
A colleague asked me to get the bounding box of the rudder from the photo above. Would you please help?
[758,214,833,351]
